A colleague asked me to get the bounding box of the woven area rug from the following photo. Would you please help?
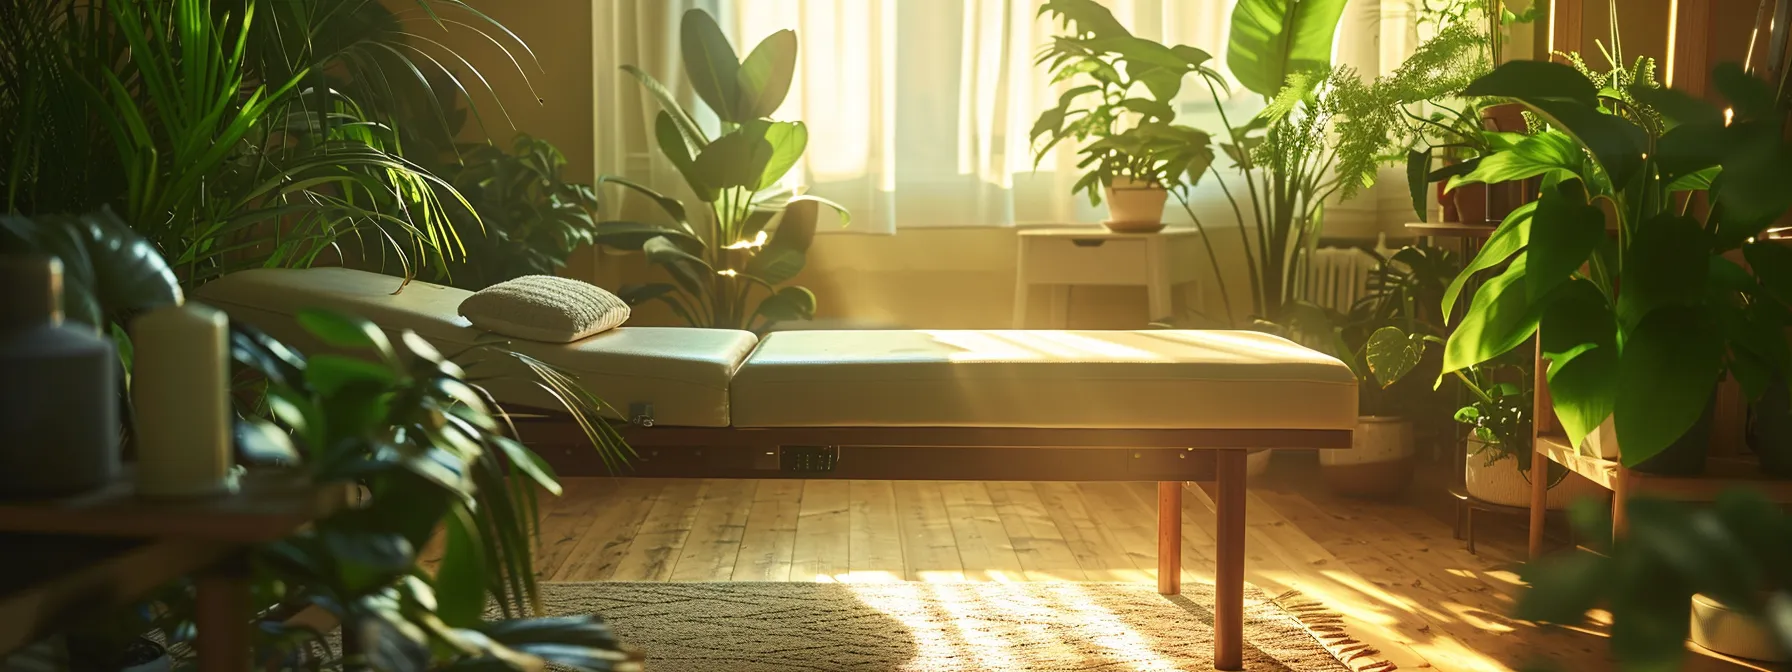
[536,582,1354,671]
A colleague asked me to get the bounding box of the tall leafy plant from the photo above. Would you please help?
[1437,58,1792,468]
[1030,1,1215,205]
[0,0,530,287]
[227,314,633,670]
[593,10,847,333]
[436,135,603,290]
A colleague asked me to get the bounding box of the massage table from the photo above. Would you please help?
[196,267,1357,670]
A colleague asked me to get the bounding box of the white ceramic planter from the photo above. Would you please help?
[1321,416,1415,498]
[1246,450,1272,479]
[1691,593,1789,662]
[1464,437,1605,509]
[1102,177,1168,233]
[1580,417,1619,459]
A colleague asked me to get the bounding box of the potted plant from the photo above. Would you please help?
[1029,1,1214,233]
[1437,55,1792,477]
[1289,246,1462,497]
[1453,352,1603,507]
[591,9,848,333]
[435,134,604,290]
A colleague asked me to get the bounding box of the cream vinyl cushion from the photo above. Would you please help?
[731,330,1358,430]
[194,268,755,427]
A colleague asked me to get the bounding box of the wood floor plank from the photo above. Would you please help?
[987,482,1086,581]
[533,478,619,578]
[732,480,803,581]
[1075,482,1162,574]
[551,479,664,581]
[1030,482,1139,581]
[847,480,905,582]
[938,482,1026,581]
[668,480,758,581]
[791,480,850,582]
[892,481,964,582]
[608,479,708,582]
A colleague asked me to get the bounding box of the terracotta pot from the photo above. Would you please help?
[1102,177,1168,233]
[1321,416,1414,498]
[1464,437,1604,509]
[1692,593,1790,662]
[1481,102,1528,133]
[1437,179,1460,222]
[1452,182,1490,225]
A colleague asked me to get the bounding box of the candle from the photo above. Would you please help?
[132,303,235,497]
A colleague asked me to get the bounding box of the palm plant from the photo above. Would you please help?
[592,9,848,333]
[0,0,534,288]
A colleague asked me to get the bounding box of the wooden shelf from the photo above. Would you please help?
[0,470,353,542]
[1536,434,1792,503]
[1405,222,1500,239]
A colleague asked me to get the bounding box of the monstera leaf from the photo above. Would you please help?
[1227,0,1349,99]
[0,208,183,330]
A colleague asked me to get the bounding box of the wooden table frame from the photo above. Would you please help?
[520,418,1352,671]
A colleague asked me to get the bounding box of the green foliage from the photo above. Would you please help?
[1518,490,1792,669]
[0,208,182,332]
[597,9,847,333]
[229,312,634,670]
[436,135,602,290]
[1030,0,1216,206]
[1438,58,1792,468]
[0,0,530,288]
[1280,245,1463,416]
[1226,0,1350,100]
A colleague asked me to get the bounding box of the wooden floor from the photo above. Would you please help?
[518,461,1762,672]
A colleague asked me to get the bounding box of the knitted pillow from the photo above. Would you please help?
[457,275,629,343]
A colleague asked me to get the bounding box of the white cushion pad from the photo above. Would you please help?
[730,330,1358,430]
[194,268,756,427]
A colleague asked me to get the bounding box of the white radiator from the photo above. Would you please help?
[1294,234,1395,313]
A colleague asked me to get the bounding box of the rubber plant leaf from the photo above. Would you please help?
[735,29,797,119]
[681,9,744,122]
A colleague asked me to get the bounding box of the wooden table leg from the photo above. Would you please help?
[1157,481,1182,595]
[1528,435,1549,560]
[196,554,251,672]
[1215,450,1246,671]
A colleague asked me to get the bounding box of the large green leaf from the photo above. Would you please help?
[1461,60,1599,106]
[680,9,743,122]
[1226,0,1349,99]
[1443,253,1548,374]
[1365,326,1426,389]
[1541,278,1619,448]
[655,111,715,202]
[1449,131,1582,189]
[765,197,819,253]
[1745,242,1792,309]
[756,121,807,191]
[744,248,806,286]
[1616,213,1709,327]
[753,285,817,323]
[735,29,797,119]
[1407,149,1431,222]
[693,125,776,191]
[1614,306,1725,467]
[597,176,696,233]
[0,210,183,330]
[1442,201,1535,323]
[1525,179,1605,302]
[621,64,708,148]
[589,221,704,253]
[1526,98,1648,189]
[642,235,713,298]
[435,506,486,628]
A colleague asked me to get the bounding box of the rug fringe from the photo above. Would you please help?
[1272,589,1398,672]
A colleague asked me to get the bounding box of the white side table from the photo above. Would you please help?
[1012,227,1205,328]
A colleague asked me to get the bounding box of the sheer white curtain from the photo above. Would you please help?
[594,0,1401,234]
